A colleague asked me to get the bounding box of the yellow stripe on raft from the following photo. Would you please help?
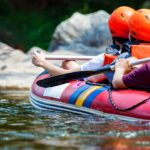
[75,86,101,106]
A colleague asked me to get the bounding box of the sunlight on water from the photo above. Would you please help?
[1,93,150,150]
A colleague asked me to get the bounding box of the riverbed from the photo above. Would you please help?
[1,91,150,150]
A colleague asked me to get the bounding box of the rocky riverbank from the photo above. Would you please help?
[0,42,90,90]
[0,10,111,91]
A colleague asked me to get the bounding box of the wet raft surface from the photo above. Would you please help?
[1,95,150,150]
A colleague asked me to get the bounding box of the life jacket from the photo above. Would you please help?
[91,42,150,83]
[87,54,117,83]
[104,41,133,65]
[103,53,117,65]
[131,43,150,59]
[103,44,150,83]
[87,44,121,83]
[87,42,133,83]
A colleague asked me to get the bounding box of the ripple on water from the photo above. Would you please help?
[1,97,150,149]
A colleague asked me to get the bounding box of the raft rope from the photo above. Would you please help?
[108,87,150,111]
[86,81,150,111]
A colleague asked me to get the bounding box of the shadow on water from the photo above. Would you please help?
[1,91,150,150]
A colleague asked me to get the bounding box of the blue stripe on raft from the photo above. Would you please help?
[68,84,91,104]
[83,86,108,108]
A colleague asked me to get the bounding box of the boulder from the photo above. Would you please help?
[0,10,112,90]
[49,10,112,55]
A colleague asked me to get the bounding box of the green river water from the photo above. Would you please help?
[1,91,150,150]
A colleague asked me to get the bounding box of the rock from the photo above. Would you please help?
[0,44,42,90]
[0,42,14,51]
[0,43,86,90]
[49,10,112,55]
[0,11,112,90]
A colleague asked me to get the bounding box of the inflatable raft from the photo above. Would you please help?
[30,71,150,121]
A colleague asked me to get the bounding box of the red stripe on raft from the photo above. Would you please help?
[60,81,86,103]
[32,74,59,101]
[32,74,49,97]
[92,90,150,120]
[90,90,109,111]
[31,71,150,120]
[111,90,150,108]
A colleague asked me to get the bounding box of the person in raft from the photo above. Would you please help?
[32,6,135,79]
[112,9,150,91]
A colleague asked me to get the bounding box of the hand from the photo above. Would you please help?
[115,59,131,73]
[32,50,47,67]
[127,57,142,69]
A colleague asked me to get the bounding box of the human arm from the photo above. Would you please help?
[32,52,80,76]
[32,52,104,77]
[112,59,131,89]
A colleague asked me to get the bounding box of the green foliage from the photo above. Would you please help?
[0,0,149,52]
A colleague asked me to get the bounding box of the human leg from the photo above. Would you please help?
[61,60,80,70]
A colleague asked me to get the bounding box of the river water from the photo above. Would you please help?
[1,91,150,150]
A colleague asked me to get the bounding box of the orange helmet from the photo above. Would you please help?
[108,6,135,39]
[128,9,150,42]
